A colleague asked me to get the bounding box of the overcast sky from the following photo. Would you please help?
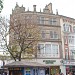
[1,0,75,19]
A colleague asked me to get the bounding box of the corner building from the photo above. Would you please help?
[10,3,75,75]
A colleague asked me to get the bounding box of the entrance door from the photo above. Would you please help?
[39,69,45,75]
[50,66,59,75]
[26,70,31,75]
[33,68,38,75]
[45,68,49,75]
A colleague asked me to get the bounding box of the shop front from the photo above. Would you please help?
[9,67,24,75]
[63,60,75,75]
[8,67,47,75]
[50,66,60,75]
[66,66,75,75]
[37,59,62,75]
[44,66,60,75]
[4,61,47,75]
[4,59,66,75]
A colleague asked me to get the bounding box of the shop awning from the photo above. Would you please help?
[3,61,47,68]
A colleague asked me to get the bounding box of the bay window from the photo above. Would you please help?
[38,44,44,53]
[45,44,51,54]
[38,43,59,56]
[52,44,58,54]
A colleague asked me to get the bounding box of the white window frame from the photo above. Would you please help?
[50,31,58,39]
[63,24,71,32]
[49,18,57,25]
[38,42,59,57]
[38,17,44,24]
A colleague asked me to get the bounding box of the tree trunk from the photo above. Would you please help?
[18,53,21,61]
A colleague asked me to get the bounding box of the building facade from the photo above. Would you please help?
[9,2,75,75]
[60,16,75,75]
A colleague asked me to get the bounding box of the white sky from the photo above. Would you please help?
[1,0,75,19]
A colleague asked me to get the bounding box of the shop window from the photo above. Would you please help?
[39,69,45,75]
[26,71,31,75]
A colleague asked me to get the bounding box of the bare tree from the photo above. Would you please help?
[0,14,40,61]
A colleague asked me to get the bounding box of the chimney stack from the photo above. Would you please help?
[33,5,36,12]
[56,9,58,15]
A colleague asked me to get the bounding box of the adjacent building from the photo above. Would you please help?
[60,15,75,74]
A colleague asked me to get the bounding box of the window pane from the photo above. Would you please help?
[50,31,53,38]
[41,31,45,38]
[52,44,58,54]
[63,24,71,32]
[52,18,57,25]
[50,31,58,39]
[54,32,58,39]
[45,44,51,54]
[49,18,57,25]
[40,17,44,24]
[49,19,52,25]
[38,44,44,53]
[68,36,74,44]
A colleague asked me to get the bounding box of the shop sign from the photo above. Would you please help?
[63,60,75,65]
[43,60,56,64]
[9,68,22,70]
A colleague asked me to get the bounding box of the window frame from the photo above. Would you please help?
[38,43,59,56]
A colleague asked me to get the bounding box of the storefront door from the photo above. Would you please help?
[45,68,49,75]
[33,68,38,75]
[39,69,45,75]
[25,70,31,75]
[50,66,59,75]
